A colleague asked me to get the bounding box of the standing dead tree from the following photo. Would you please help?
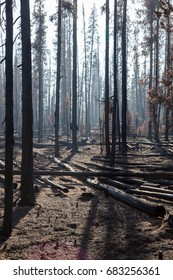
[20,0,35,206]
[2,0,14,237]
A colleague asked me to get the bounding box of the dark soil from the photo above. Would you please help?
[0,141,173,260]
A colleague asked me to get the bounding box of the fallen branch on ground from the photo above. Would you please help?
[52,157,166,217]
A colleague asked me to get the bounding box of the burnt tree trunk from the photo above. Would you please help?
[111,0,118,165]
[121,0,127,153]
[105,0,110,156]
[148,16,153,141]
[38,4,44,143]
[20,0,35,206]
[55,0,62,157]
[72,0,78,152]
[2,0,14,237]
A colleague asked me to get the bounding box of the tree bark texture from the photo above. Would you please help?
[55,0,62,157]
[72,0,78,152]
[105,0,110,156]
[121,0,127,152]
[20,0,35,206]
[3,0,14,237]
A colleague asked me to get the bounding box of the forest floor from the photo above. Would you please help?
[1,136,173,260]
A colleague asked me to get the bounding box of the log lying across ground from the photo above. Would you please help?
[14,141,55,148]
[127,189,173,201]
[86,159,173,172]
[36,176,69,193]
[139,185,173,194]
[0,169,173,180]
[100,184,166,217]
[99,177,137,191]
[52,157,166,218]
[82,161,124,172]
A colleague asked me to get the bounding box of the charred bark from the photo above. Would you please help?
[20,0,35,206]
[2,0,14,237]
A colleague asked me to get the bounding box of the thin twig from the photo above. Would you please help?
[13,32,20,45]
[13,15,21,26]
[0,56,5,64]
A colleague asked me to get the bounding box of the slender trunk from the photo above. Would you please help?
[66,16,72,139]
[37,2,44,143]
[3,0,14,237]
[55,0,62,157]
[14,55,19,134]
[82,5,88,137]
[148,18,153,141]
[121,0,127,152]
[38,44,43,142]
[155,11,160,143]
[20,0,35,206]
[87,19,95,137]
[62,19,67,136]
[135,55,139,120]
[111,0,117,165]
[165,2,170,141]
[105,0,110,156]
[72,0,78,152]
[48,51,51,115]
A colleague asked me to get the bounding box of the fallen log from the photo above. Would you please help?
[0,168,173,180]
[138,142,173,148]
[80,177,166,217]
[99,177,136,191]
[53,157,74,171]
[114,177,147,186]
[83,161,123,172]
[139,185,173,195]
[53,157,166,217]
[99,178,172,196]
[147,179,173,186]
[92,155,173,171]
[73,160,123,173]
[92,160,173,172]
[37,176,69,193]
[14,141,54,148]
[142,182,160,187]
[127,188,173,201]
[139,165,173,172]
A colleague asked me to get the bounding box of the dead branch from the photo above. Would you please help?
[13,15,21,25]
[0,1,5,6]
[13,32,20,45]
[37,176,69,193]
[0,56,5,64]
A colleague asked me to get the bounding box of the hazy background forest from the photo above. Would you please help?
[0,0,173,232]
[1,0,173,260]
[1,0,173,149]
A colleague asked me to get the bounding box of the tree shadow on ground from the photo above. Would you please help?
[12,205,34,228]
[64,150,78,162]
[0,205,33,245]
[77,194,99,259]
[102,198,120,259]
[102,197,163,260]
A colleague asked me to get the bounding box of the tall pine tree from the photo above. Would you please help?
[20,0,35,206]
[2,0,14,237]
